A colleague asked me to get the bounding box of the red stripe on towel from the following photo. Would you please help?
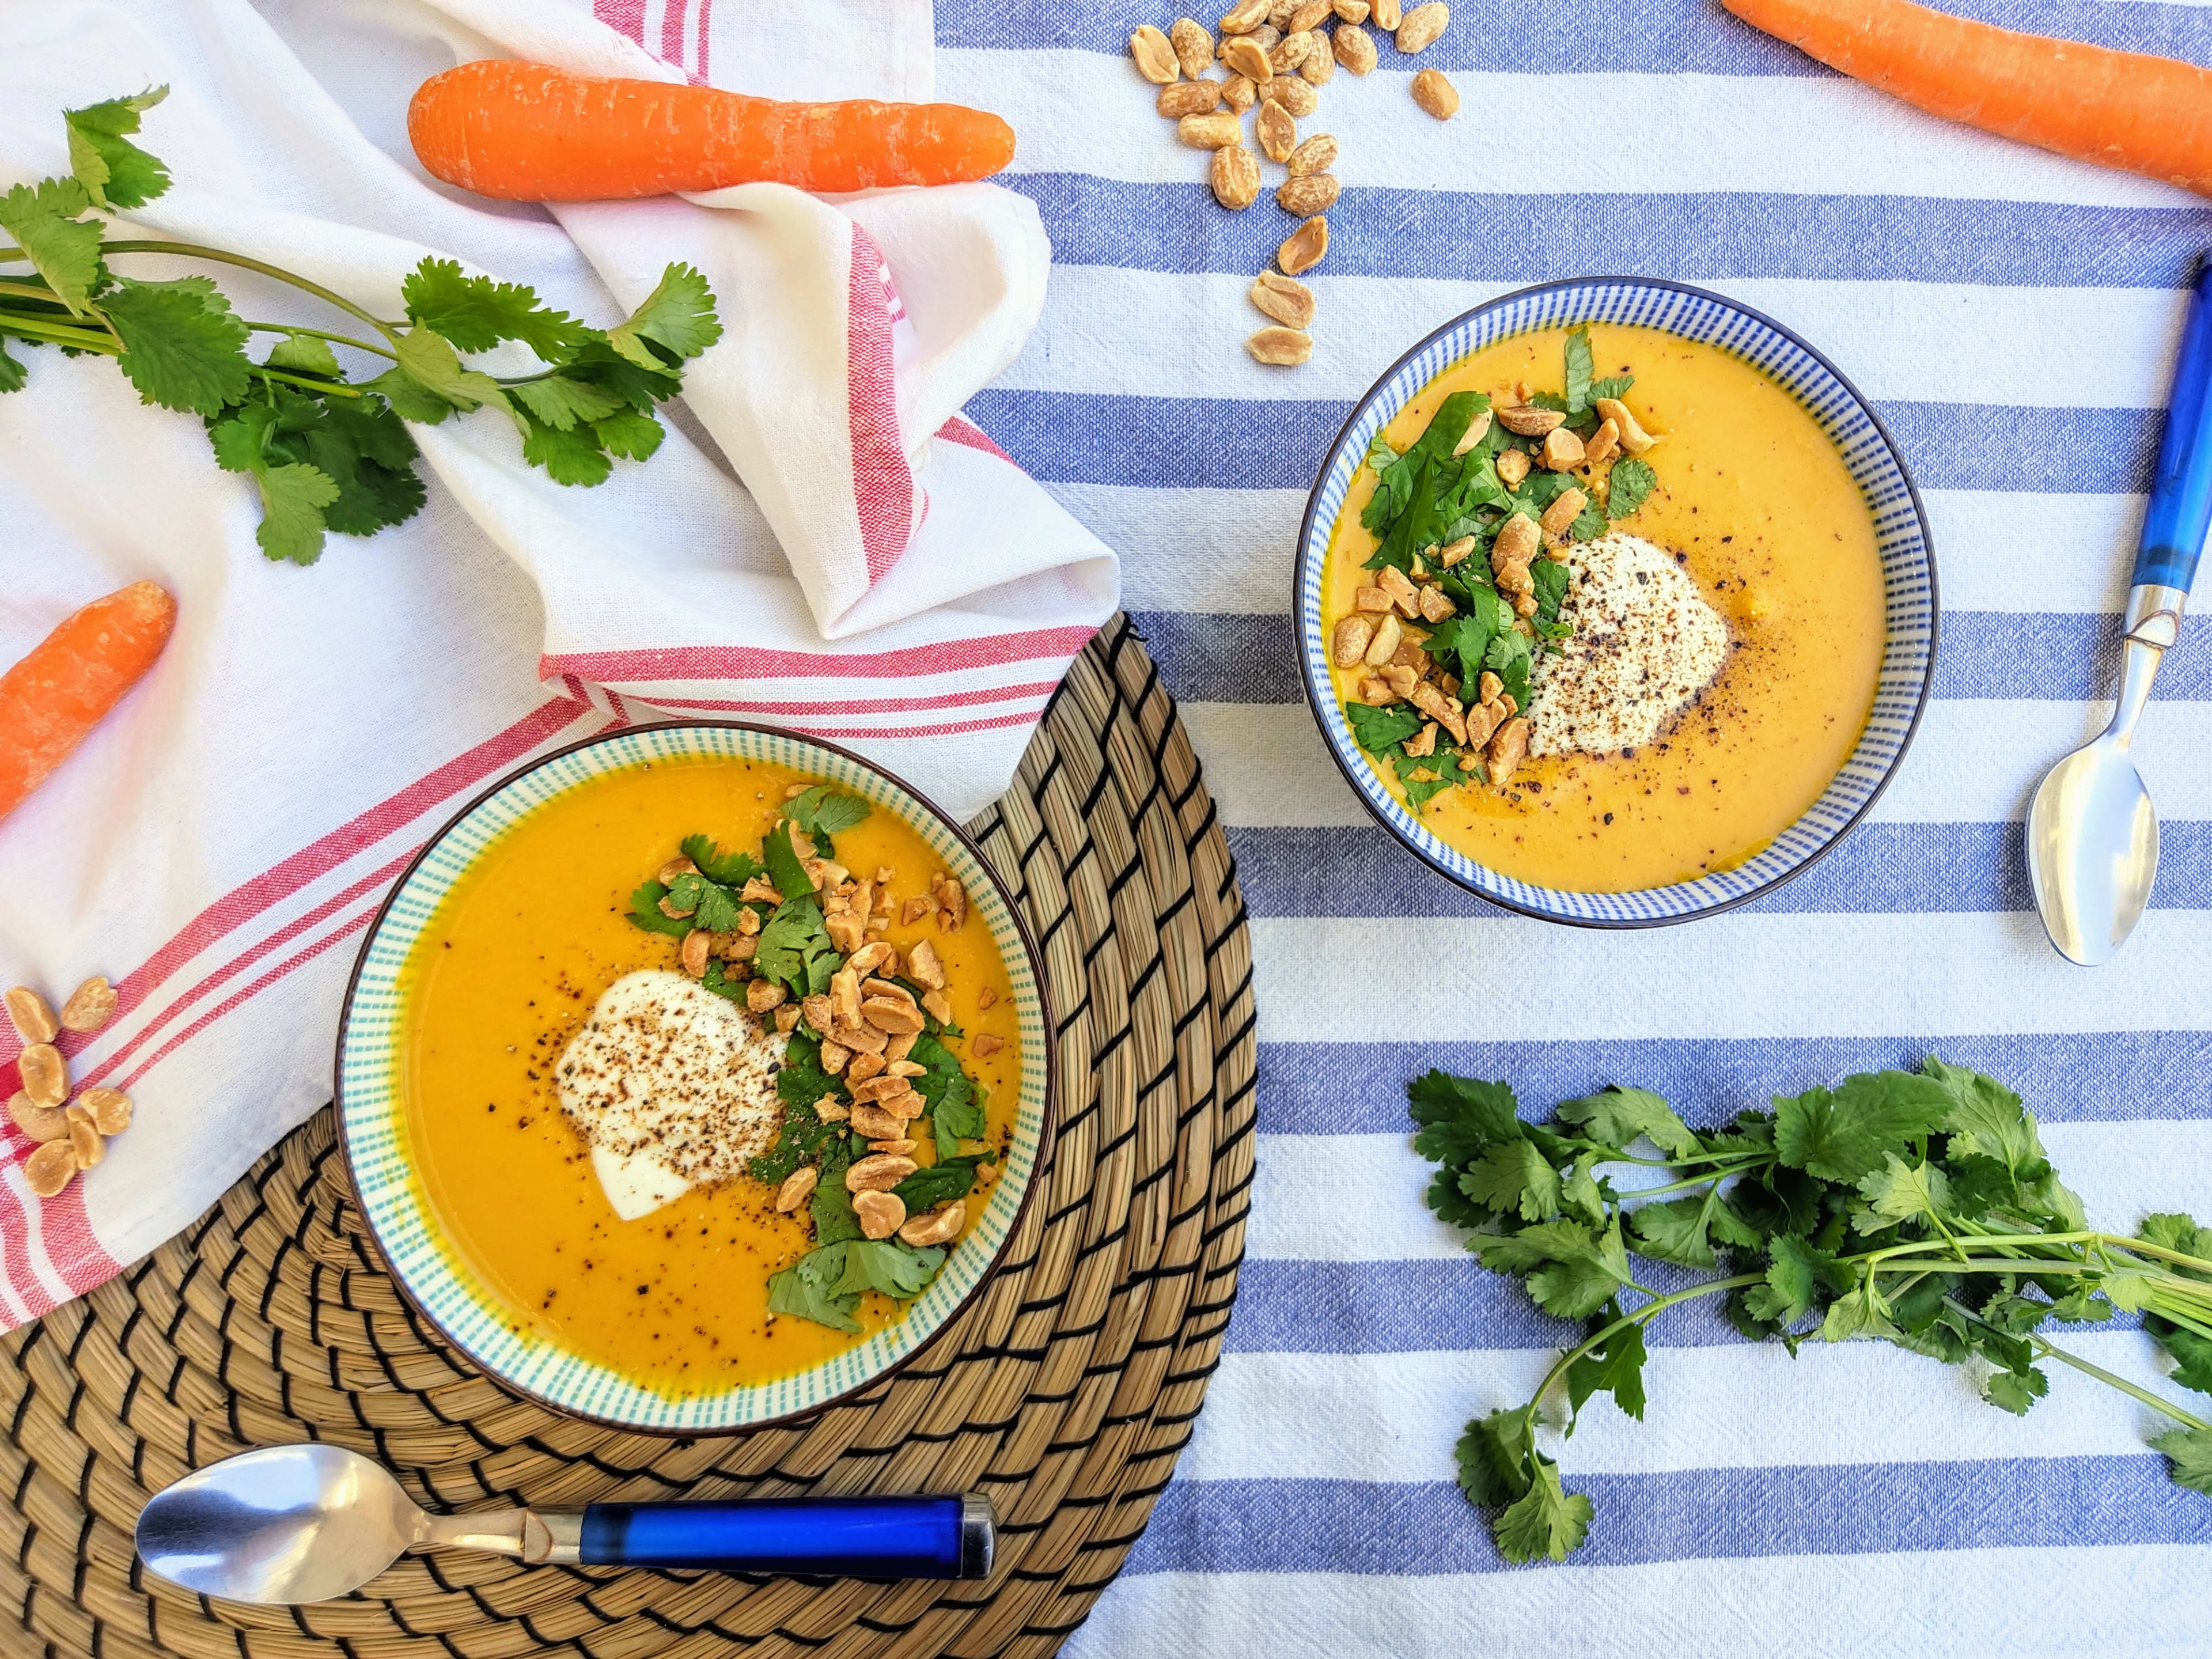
[847,224,914,586]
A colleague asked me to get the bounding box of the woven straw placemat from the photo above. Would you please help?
[0,615,1256,1659]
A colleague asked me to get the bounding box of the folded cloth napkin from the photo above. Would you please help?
[0,0,1116,1325]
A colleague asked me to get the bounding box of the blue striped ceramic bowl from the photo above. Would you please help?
[333,724,1053,1433]
[1293,278,1939,926]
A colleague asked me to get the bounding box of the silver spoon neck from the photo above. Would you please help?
[2108,583,2188,747]
[415,1506,584,1564]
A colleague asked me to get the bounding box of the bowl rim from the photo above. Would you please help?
[1291,274,1942,929]
[330,718,1059,1436]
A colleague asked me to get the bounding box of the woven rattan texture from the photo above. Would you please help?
[0,616,1256,1659]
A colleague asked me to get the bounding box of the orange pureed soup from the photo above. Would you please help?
[396,755,1019,1396]
[1321,324,1887,891]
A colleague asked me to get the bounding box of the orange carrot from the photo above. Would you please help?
[1721,0,2212,195]
[0,582,176,821]
[408,60,1017,200]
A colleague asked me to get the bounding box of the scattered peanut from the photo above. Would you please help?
[1403,722,1438,758]
[1289,0,1334,27]
[1334,0,1369,18]
[1170,16,1218,77]
[1277,173,1340,215]
[974,1032,1007,1059]
[1371,0,1402,26]
[1248,325,1313,366]
[1593,396,1658,454]
[1540,487,1589,537]
[1540,427,1586,470]
[747,979,787,1014]
[8,1091,67,1142]
[774,1165,819,1211]
[67,1116,103,1170]
[1221,34,1272,78]
[1250,270,1317,328]
[1498,403,1566,437]
[17,1043,65,1110]
[899,1203,965,1248]
[1222,73,1259,112]
[846,1153,920,1192]
[1496,448,1532,487]
[1131,24,1181,82]
[1299,39,1336,81]
[1158,79,1224,116]
[1256,98,1297,161]
[1286,134,1338,176]
[853,1190,907,1241]
[24,1141,75,1200]
[1439,535,1476,566]
[1410,66,1459,118]
[1333,22,1378,71]
[1179,111,1244,148]
[1395,0,1448,51]
[1584,418,1621,465]
[1363,612,1405,666]
[1220,0,1270,29]
[1270,28,1316,71]
[1270,74,1320,116]
[1332,618,1376,669]
[1279,216,1330,275]
[1488,715,1532,786]
[5,987,57,1046]
[1493,513,1540,572]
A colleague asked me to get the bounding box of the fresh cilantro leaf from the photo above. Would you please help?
[812,1137,863,1246]
[776,1028,846,1112]
[1363,430,1401,474]
[1709,1196,1765,1250]
[833,1238,945,1300]
[893,1151,995,1213]
[595,408,664,461]
[1566,1300,1647,1427]
[1410,1071,1524,1168]
[101,275,252,414]
[1494,1456,1592,1563]
[2156,1425,2212,1494]
[1820,1285,1899,1343]
[1361,392,1483,537]
[1563,326,1593,415]
[605,262,723,369]
[627,880,695,938]
[519,409,612,486]
[789,785,871,838]
[0,178,102,315]
[263,331,343,378]
[681,835,764,888]
[1606,457,1657,519]
[1555,1085,1698,1159]
[1629,1196,1721,1268]
[910,1032,986,1156]
[390,325,508,414]
[763,820,816,898]
[1854,1152,1953,1232]
[63,87,171,210]
[0,341,24,395]
[1525,391,1572,414]
[664,872,741,933]
[1532,556,1571,629]
[559,338,683,413]
[1345,702,1421,755]
[1491,1219,1634,1320]
[361,363,454,424]
[1774,1070,1949,1184]
[305,396,426,535]
[1391,745,1469,812]
[247,460,339,565]
[1456,1408,1533,1506]
[400,257,588,362]
[505,374,627,431]
[1568,499,1608,541]
[755,897,838,999]
[1461,1139,1562,1222]
[766,1243,862,1332]
[1483,628,1533,714]
[2138,1213,2212,1275]
[1984,1366,2050,1416]
[1588,374,1634,402]
[1756,1232,1847,1326]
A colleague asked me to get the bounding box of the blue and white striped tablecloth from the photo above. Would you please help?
[939,1,2212,1650]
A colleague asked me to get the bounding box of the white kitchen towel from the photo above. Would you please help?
[0,0,1115,1322]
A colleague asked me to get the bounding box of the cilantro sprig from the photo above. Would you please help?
[1415,1057,2212,1563]
[0,88,718,564]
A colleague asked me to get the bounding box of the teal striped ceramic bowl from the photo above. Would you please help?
[333,724,1055,1434]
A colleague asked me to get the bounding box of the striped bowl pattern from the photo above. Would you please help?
[1292,277,1940,926]
[334,725,1052,1433]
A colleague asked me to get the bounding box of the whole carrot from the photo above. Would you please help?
[1722,0,2212,195]
[0,582,176,821]
[408,60,1017,200]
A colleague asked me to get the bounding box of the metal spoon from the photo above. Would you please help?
[135,1443,993,1604]
[2027,259,2212,964]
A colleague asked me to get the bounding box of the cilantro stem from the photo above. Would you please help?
[93,241,402,342]
[251,366,365,399]
[0,281,70,307]
[1522,1272,1766,1437]
[240,320,397,361]
[2030,1336,2211,1433]
[1616,1160,1766,1202]
[0,315,116,351]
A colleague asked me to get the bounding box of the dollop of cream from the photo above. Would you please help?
[1528,533,1730,757]
[554,969,786,1221]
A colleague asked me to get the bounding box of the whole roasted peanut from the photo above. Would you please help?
[1158,79,1224,116]
[17,1043,65,1109]
[1278,215,1330,275]
[1221,73,1259,112]
[1333,0,1369,17]
[899,1203,965,1248]
[1221,35,1273,78]
[1220,0,1270,29]
[67,1116,103,1170]
[1256,99,1297,162]
[1178,112,1244,148]
[1276,173,1340,215]
[1270,74,1319,115]
[1211,144,1262,209]
[24,1140,75,1200]
[59,976,119,1033]
[1286,134,1337,176]
[1249,270,1317,328]
[1411,66,1459,117]
[1395,1,1448,51]
[1332,23,1378,72]
[1248,327,1314,367]
[8,1090,67,1143]
[1300,39,1336,81]
[774,1165,819,1212]
[853,1190,907,1241]
[77,1086,131,1135]
[4,987,57,1045]
[1498,403,1566,436]
[1131,24,1181,82]
[1170,16,1218,77]
[1492,513,1541,571]
[1540,427,1586,470]
[1289,0,1334,26]
[846,1153,920,1192]
[849,1101,907,1140]
[1370,0,1402,26]
[1269,28,1316,71]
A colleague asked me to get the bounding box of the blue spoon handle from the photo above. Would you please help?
[2137,257,2212,596]
[573,1495,991,1578]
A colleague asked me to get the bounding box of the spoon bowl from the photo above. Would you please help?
[2025,729,2159,966]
